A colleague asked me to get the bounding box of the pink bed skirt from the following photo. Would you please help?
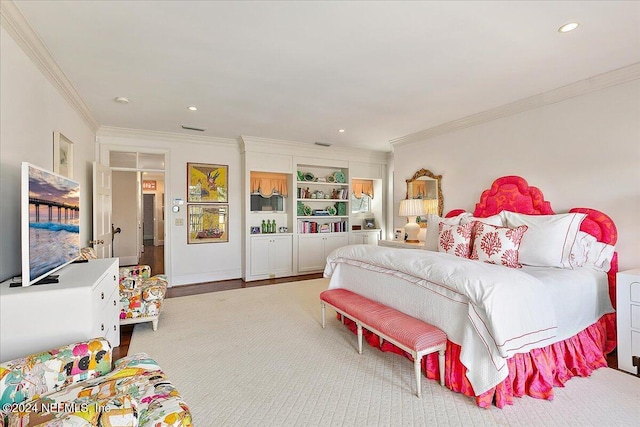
[340,313,616,408]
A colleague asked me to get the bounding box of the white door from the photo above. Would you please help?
[92,162,112,258]
[250,236,272,276]
[272,235,293,275]
[297,234,325,272]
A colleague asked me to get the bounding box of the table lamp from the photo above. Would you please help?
[399,199,426,243]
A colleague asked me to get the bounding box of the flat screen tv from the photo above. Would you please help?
[21,162,80,286]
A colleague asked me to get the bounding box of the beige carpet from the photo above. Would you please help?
[128,278,640,426]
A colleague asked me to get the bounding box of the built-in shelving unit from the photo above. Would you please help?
[240,136,388,281]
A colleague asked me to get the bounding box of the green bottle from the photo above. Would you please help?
[272,219,277,233]
[261,220,266,233]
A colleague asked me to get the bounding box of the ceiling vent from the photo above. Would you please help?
[181,125,206,132]
[314,141,332,147]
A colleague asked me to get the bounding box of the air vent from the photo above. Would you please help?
[314,141,332,147]
[181,125,206,132]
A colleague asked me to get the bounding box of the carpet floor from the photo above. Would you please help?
[128,278,640,426]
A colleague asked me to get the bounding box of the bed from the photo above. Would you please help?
[323,176,617,408]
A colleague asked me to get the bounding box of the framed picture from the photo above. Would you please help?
[187,204,228,244]
[363,218,376,229]
[53,132,74,178]
[250,226,261,234]
[187,163,228,203]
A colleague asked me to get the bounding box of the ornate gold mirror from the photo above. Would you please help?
[405,169,443,221]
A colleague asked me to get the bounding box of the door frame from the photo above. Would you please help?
[96,144,171,282]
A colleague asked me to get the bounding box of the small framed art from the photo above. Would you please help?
[187,204,228,243]
[187,163,228,203]
[53,132,74,178]
[363,218,376,229]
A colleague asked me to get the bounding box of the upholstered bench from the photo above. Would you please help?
[320,288,446,397]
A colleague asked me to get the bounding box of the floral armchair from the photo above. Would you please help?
[119,265,168,331]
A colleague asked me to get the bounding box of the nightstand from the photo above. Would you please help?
[378,240,425,249]
[617,268,640,375]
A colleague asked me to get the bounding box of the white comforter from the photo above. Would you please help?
[324,245,613,394]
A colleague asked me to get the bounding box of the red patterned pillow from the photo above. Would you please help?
[470,222,528,268]
[438,222,473,258]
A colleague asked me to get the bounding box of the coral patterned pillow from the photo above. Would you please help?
[438,222,473,258]
[470,222,528,268]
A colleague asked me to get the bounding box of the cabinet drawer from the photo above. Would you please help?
[632,304,640,330]
[94,270,118,309]
[631,281,640,303]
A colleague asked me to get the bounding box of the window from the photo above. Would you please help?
[351,193,371,213]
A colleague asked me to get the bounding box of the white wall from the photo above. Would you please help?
[97,131,242,285]
[392,80,640,271]
[0,27,96,282]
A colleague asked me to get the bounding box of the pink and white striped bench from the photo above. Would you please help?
[320,288,446,397]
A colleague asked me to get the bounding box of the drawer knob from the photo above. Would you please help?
[113,300,117,306]
[101,292,105,300]
[101,324,105,331]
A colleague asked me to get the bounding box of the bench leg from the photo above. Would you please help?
[357,323,363,354]
[414,353,421,398]
[438,349,445,386]
[321,302,326,328]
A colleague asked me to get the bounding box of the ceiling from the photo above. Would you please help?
[12,1,640,151]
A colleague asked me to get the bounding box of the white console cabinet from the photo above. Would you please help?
[0,258,120,362]
[298,233,349,273]
[249,234,293,280]
[350,229,381,246]
[617,268,640,375]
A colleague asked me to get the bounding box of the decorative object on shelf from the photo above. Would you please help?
[187,204,228,243]
[278,226,288,233]
[250,226,260,234]
[297,171,304,181]
[303,205,312,216]
[336,202,347,216]
[303,172,315,182]
[352,225,362,230]
[363,217,376,229]
[399,199,426,243]
[187,163,228,203]
[319,224,330,233]
[333,171,346,183]
[297,201,305,216]
[326,174,336,183]
[326,206,337,216]
[53,131,74,178]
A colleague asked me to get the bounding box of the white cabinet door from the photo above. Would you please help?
[250,236,272,276]
[323,234,349,256]
[298,234,348,272]
[272,235,293,275]
[298,234,326,272]
[250,235,293,278]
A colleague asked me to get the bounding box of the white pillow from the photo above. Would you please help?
[502,211,587,268]
[470,222,528,268]
[460,214,503,227]
[438,222,473,258]
[569,231,597,267]
[584,240,616,272]
[424,213,470,251]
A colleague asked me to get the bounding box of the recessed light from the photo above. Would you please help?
[114,96,129,104]
[558,22,579,33]
[338,129,345,133]
[188,106,198,111]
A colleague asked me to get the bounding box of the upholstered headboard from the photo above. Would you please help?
[446,175,618,306]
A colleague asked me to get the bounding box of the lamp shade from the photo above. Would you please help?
[399,199,426,217]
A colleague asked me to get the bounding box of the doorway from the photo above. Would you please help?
[108,151,167,275]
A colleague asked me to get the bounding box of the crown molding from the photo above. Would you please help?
[239,135,389,164]
[98,126,238,147]
[1,0,100,132]
[391,63,640,148]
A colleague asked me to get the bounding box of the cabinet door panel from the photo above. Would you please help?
[273,236,293,274]
[298,235,325,272]
[250,236,272,276]
[323,235,349,257]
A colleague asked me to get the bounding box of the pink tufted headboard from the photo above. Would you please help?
[446,176,618,307]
